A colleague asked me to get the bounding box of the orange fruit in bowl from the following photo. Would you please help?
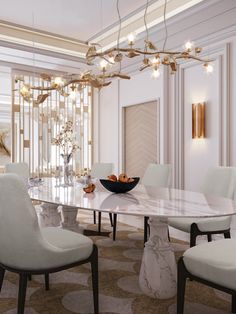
[83,183,96,193]
[118,173,129,183]
[108,174,117,182]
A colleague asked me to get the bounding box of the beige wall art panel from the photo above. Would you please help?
[124,100,159,179]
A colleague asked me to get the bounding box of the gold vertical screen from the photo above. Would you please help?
[12,74,93,177]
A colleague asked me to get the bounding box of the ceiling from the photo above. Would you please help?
[0,0,149,42]
[0,0,207,72]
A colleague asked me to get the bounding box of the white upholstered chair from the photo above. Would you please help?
[0,174,99,314]
[5,161,59,221]
[142,163,172,187]
[91,163,114,180]
[5,162,29,185]
[112,163,172,242]
[169,167,236,247]
[91,163,114,230]
[177,239,236,313]
[142,163,172,243]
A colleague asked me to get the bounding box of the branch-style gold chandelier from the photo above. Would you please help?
[86,0,214,79]
[17,71,129,104]
[18,0,214,104]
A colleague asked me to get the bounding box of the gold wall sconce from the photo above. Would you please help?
[192,102,206,139]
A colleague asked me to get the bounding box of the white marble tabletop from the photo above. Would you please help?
[28,178,236,218]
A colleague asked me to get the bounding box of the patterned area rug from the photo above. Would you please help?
[0,209,232,314]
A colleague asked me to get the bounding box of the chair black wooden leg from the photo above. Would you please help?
[177,257,187,314]
[232,295,236,313]
[45,273,50,291]
[0,267,5,292]
[109,213,113,227]
[91,246,99,314]
[98,212,101,233]
[224,231,231,239]
[18,273,28,314]
[168,228,171,242]
[113,214,117,241]
[207,234,212,242]
[190,233,196,247]
[232,294,236,313]
[190,223,198,247]
[144,216,149,244]
[93,211,96,224]
[28,274,32,281]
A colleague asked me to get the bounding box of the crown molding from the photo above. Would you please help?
[0,21,88,59]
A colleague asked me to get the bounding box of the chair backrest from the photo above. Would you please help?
[91,163,114,179]
[200,166,236,199]
[0,174,47,268]
[5,162,29,183]
[142,163,172,187]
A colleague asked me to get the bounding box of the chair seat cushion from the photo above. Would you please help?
[183,239,236,290]
[168,216,231,233]
[41,227,93,268]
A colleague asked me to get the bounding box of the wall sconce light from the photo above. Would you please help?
[192,102,205,139]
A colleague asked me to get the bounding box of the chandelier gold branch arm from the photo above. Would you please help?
[28,73,130,91]
[30,79,93,91]
[87,47,183,59]
[87,47,213,60]
[18,71,131,103]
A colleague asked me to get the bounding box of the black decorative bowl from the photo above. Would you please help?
[100,177,140,193]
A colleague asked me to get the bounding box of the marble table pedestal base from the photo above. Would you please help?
[59,206,80,230]
[139,218,177,299]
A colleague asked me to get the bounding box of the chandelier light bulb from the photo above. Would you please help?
[100,59,108,71]
[54,77,64,86]
[151,56,160,65]
[69,90,77,100]
[185,41,194,51]
[204,63,214,74]
[20,84,30,96]
[127,33,135,45]
[151,68,160,79]
[108,56,115,64]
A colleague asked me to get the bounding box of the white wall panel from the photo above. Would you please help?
[120,71,163,108]
[183,61,220,191]
[98,80,119,173]
[95,70,165,174]
[0,66,11,123]
[230,38,236,167]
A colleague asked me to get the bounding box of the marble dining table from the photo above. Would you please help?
[29,178,236,300]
